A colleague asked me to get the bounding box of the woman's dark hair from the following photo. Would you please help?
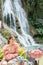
[8,36,13,44]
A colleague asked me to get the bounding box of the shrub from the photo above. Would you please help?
[30,19,43,28]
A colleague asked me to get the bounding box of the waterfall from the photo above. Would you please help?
[3,0,39,47]
[3,0,16,30]
[14,0,29,34]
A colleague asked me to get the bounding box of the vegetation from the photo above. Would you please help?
[18,47,27,59]
[0,48,3,60]
[24,0,43,43]
[24,0,43,18]
[1,29,12,39]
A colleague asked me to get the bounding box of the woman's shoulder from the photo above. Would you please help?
[3,44,9,50]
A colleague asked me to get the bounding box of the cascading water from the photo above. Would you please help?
[14,0,29,34]
[3,0,16,30]
[3,0,39,47]
[13,0,37,45]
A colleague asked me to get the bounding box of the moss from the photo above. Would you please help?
[1,29,12,39]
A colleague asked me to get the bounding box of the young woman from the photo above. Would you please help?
[1,36,19,65]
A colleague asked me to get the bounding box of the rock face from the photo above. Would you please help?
[0,0,4,29]
[0,0,2,20]
[16,17,22,34]
[0,34,7,47]
[21,0,29,15]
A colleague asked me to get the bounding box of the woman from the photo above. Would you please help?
[1,36,19,65]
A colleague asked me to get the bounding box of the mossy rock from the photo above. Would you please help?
[1,29,12,39]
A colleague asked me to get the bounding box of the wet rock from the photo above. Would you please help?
[0,34,7,47]
[15,17,22,34]
[21,0,29,15]
[30,24,37,36]
[17,26,20,29]
[0,0,2,20]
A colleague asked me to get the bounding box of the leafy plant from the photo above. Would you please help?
[0,48,3,60]
[18,47,27,59]
[36,28,43,35]
[30,19,43,28]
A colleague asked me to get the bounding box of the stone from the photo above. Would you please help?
[0,34,7,47]
[1,60,7,65]
[0,21,1,28]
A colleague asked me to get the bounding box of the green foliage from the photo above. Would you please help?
[30,19,43,28]
[0,48,3,60]
[24,0,43,19]
[1,30,11,39]
[18,47,27,59]
[25,0,40,19]
[29,18,43,41]
[36,28,43,35]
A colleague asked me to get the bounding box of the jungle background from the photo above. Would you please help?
[22,0,43,44]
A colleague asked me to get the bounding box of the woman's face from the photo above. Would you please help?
[9,37,14,45]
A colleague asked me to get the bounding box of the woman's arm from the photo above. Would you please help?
[4,50,9,55]
[13,44,19,58]
[3,45,9,56]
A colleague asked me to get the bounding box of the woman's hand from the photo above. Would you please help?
[4,50,9,55]
[4,54,18,61]
[4,54,13,61]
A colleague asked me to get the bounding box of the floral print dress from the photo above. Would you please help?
[3,43,19,61]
